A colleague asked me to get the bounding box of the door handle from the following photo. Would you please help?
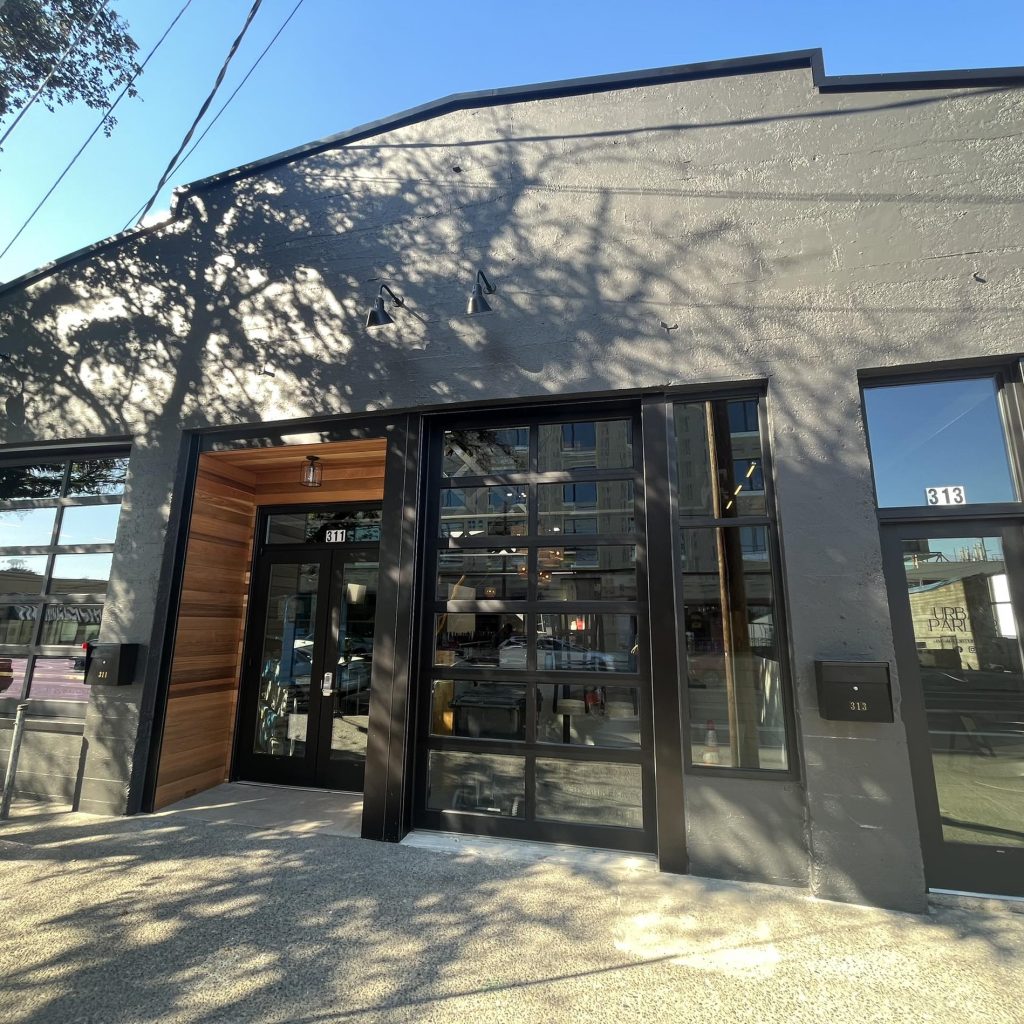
[321,671,333,697]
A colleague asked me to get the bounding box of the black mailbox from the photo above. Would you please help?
[85,643,140,687]
[815,660,893,723]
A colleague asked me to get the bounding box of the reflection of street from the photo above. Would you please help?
[922,668,1024,848]
[28,658,85,701]
[902,540,1024,850]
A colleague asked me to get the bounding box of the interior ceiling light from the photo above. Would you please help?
[466,269,496,315]
[365,284,405,328]
[300,454,323,488]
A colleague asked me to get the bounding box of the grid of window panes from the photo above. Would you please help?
[426,417,651,837]
[0,455,128,704]
[671,398,789,771]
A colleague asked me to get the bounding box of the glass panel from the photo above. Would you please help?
[253,562,319,758]
[439,486,528,538]
[443,428,529,477]
[673,399,765,518]
[266,508,382,545]
[538,480,635,535]
[0,655,28,699]
[538,419,633,471]
[673,402,714,516]
[58,504,121,546]
[0,464,64,500]
[426,750,525,817]
[0,556,48,594]
[0,603,37,645]
[67,458,129,497]
[537,546,637,601]
[39,604,103,646]
[535,759,643,827]
[29,655,87,701]
[429,681,527,740]
[437,548,527,601]
[536,613,639,672]
[49,554,113,594]
[901,536,1024,847]
[328,561,378,763]
[433,613,526,667]
[681,526,788,770]
[864,379,1015,507]
[538,685,641,747]
[0,508,57,547]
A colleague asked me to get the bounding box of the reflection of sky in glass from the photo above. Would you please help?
[865,379,1015,507]
[51,553,113,582]
[58,504,121,545]
[0,508,56,547]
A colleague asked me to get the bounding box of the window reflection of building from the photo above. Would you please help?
[904,541,1018,673]
[673,399,787,771]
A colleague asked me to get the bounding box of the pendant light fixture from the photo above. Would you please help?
[300,454,323,488]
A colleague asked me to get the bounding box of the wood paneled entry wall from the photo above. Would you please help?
[153,439,387,809]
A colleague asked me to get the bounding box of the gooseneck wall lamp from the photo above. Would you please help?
[466,269,496,315]
[365,284,405,328]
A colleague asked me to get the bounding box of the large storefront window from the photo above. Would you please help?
[421,413,654,850]
[672,398,789,771]
[0,455,128,705]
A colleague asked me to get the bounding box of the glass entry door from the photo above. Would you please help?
[882,521,1024,896]
[235,547,379,791]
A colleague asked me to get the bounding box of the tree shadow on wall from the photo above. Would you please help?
[0,88,1019,909]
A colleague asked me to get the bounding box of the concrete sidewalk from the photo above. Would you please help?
[1,806,1022,1024]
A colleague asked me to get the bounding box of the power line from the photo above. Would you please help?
[0,0,113,150]
[131,0,265,229]
[0,0,196,265]
[123,0,305,230]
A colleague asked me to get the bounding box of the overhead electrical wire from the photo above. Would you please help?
[0,0,113,150]
[130,0,265,229]
[122,0,305,231]
[0,0,196,265]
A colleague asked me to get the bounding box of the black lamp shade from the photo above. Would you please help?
[466,270,496,315]
[365,296,394,328]
[466,282,492,315]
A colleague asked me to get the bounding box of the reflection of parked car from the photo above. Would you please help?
[498,636,616,670]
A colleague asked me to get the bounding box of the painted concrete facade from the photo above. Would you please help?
[1,54,1022,911]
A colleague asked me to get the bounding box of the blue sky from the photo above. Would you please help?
[2,0,1023,282]
[864,378,1017,507]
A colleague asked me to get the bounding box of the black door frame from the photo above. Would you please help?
[232,503,381,791]
[881,517,1024,896]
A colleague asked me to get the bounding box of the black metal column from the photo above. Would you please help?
[362,413,423,842]
[640,397,689,873]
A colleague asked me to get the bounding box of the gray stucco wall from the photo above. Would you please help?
[1,64,1021,909]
